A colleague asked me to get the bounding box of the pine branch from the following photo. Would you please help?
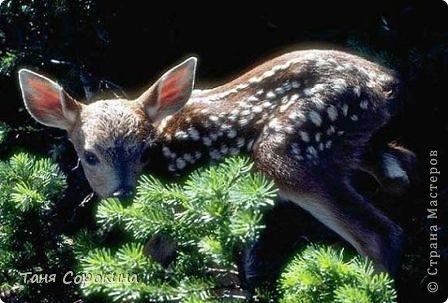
[279,245,397,303]
[80,156,277,302]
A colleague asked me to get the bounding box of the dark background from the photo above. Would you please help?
[0,1,447,302]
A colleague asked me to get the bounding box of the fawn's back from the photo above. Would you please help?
[161,50,400,177]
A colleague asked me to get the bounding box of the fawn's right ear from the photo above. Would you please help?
[137,57,197,123]
[18,69,82,130]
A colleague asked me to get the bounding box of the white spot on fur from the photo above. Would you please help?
[241,109,251,116]
[326,126,336,135]
[367,80,376,88]
[315,133,321,142]
[175,130,189,140]
[291,143,301,155]
[284,125,295,134]
[291,81,300,88]
[309,110,322,126]
[239,118,249,126]
[163,146,173,158]
[262,101,271,108]
[247,96,259,102]
[268,118,282,131]
[249,77,262,84]
[325,140,332,149]
[312,97,325,110]
[176,158,186,170]
[253,106,263,113]
[282,81,292,91]
[275,87,285,95]
[209,149,221,160]
[303,88,312,96]
[266,91,276,99]
[290,94,299,102]
[194,151,202,159]
[299,131,310,142]
[228,115,238,122]
[262,70,275,79]
[210,133,218,141]
[342,104,349,117]
[188,127,200,141]
[202,137,212,146]
[333,79,347,93]
[327,105,338,121]
[351,114,359,121]
[220,145,229,154]
[310,83,326,94]
[288,111,305,123]
[183,153,194,163]
[307,146,318,157]
[227,129,237,139]
[236,83,249,90]
[360,99,369,109]
[230,109,240,115]
[279,102,293,113]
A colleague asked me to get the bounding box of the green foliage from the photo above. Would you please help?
[78,156,277,302]
[0,50,20,76]
[279,245,397,303]
[0,151,77,301]
[0,152,66,211]
[0,121,11,145]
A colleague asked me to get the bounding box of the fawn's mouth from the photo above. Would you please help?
[111,186,134,201]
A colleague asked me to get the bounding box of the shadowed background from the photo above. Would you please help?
[0,1,447,302]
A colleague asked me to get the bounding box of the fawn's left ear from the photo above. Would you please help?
[18,69,82,130]
[138,57,197,122]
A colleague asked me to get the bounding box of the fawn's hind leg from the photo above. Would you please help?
[279,180,405,274]
[254,141,405,274]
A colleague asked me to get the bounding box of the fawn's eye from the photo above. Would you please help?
[84,151,99,166]
[141,146,151,163]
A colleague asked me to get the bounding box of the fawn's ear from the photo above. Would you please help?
[18,69,82,130]
[138,57,197,122]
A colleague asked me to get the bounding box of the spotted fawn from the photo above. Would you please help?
[19,49,417,273]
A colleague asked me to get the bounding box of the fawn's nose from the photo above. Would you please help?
[112,186,133,200]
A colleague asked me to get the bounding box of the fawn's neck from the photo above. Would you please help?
[151,88,271,175]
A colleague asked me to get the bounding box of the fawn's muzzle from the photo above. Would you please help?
[112,185,134,200]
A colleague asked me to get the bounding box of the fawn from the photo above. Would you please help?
[19,49,416,274]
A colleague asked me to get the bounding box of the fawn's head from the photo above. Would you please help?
[18,57,197,198]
